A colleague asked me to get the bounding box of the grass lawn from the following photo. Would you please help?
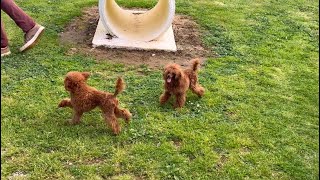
[1,0,319,179]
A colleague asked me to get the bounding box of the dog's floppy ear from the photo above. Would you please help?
[81,72,90,80]
[163,69,168,79]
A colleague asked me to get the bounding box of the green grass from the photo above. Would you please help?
[1,0,319,179]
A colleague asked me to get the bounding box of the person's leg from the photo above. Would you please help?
[0,0,35,33]
[1,0,45,52]
[1,21,9,48]
[1,20,11,57]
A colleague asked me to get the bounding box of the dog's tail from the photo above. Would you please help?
[191,58,200,72]
[114,77,125,96]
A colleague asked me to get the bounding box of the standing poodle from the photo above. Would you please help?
[160,59,205,108]
[58,71,132,135]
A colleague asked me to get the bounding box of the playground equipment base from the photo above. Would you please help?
[92,19,177,52]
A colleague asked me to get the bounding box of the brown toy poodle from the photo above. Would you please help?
[58,71,132,135]
[160,58,205,108]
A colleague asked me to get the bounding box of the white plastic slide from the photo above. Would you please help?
[99,0,175,42]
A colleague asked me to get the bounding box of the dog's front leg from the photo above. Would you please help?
[160,91,171,105]
[174,93,186,108]
[104,109,121,135]
[58,98,73,108]
[70,111,83,125]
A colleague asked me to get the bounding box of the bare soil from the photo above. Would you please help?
[59,7,212,69]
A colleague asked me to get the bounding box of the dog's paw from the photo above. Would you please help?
[58,99,69,107]
[125,112,132,123]
[173,104,183,109]
[159,95,168,105]
[199,89,205,97]
[197,87,205,97]
[59,98,72,108]
[58,101,64,107]
[63,120,73,126]
[112,127,121,135]
[68,120,80,125]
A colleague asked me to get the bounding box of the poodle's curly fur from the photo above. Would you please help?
[160,59,205,108]
[58,71,132,135]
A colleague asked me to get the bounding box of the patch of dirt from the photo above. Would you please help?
[59,7,212,69]
[8,171,27,180]
[214,154,229,170]
[239,146,251,155]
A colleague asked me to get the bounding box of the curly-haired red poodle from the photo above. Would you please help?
[58,71,132,135]
[160,59,205,108]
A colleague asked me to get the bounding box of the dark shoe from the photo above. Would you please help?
[1,47,11,57]
[20,24,45,52]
